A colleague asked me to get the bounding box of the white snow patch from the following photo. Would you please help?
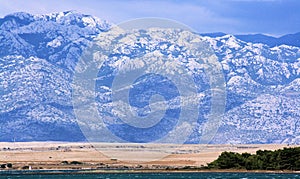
[82,16,96,27]
[47,37,62,48]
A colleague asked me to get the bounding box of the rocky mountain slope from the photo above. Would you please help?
[0,11,299,144]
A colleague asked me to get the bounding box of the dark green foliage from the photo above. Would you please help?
[21,166,29,169]
[70,161,83,165]
[6,163,12,168]
[61,161,69,164]
[207,147,300,170]
[208,151,247,169]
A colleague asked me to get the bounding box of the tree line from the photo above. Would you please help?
[207,146,300,170]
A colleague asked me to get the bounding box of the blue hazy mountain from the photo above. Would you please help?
[236,33,300,48]
[203,32,300,48]
[0,12,299,144]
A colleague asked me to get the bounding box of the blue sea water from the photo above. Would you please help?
[0,172,300,179]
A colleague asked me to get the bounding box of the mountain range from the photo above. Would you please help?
[202,32,300,48]
[0,11,299,144]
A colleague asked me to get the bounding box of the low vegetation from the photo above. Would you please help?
[0,163,13,169]
[70,161,83,165]
[207,147,300,170]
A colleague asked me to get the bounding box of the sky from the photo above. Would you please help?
[0,0,299,36]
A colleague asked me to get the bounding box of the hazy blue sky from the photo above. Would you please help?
[0,0,299,36]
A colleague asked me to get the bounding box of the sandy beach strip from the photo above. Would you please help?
[0,142,298,170]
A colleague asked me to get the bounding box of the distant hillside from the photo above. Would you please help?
[202,32,300,47]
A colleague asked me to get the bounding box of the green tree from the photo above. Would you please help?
[207,146,300,171]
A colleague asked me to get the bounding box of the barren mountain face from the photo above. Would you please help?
[0,12,299,144]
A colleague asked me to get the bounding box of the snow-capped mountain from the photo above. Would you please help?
[0,11,299,144]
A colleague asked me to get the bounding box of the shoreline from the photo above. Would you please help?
[0,168,300,175]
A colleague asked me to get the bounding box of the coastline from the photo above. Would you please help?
[0,168,300,175]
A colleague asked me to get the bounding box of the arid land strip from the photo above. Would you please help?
[0,142,297,170]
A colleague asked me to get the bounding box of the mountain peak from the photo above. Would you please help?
[0,11,111,32]
[0,12,35,30]
[41,10,85,21]
[36,10,110,30]
[4,12,34,20]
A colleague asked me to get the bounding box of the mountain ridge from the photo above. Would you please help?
[201,32,300,48]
